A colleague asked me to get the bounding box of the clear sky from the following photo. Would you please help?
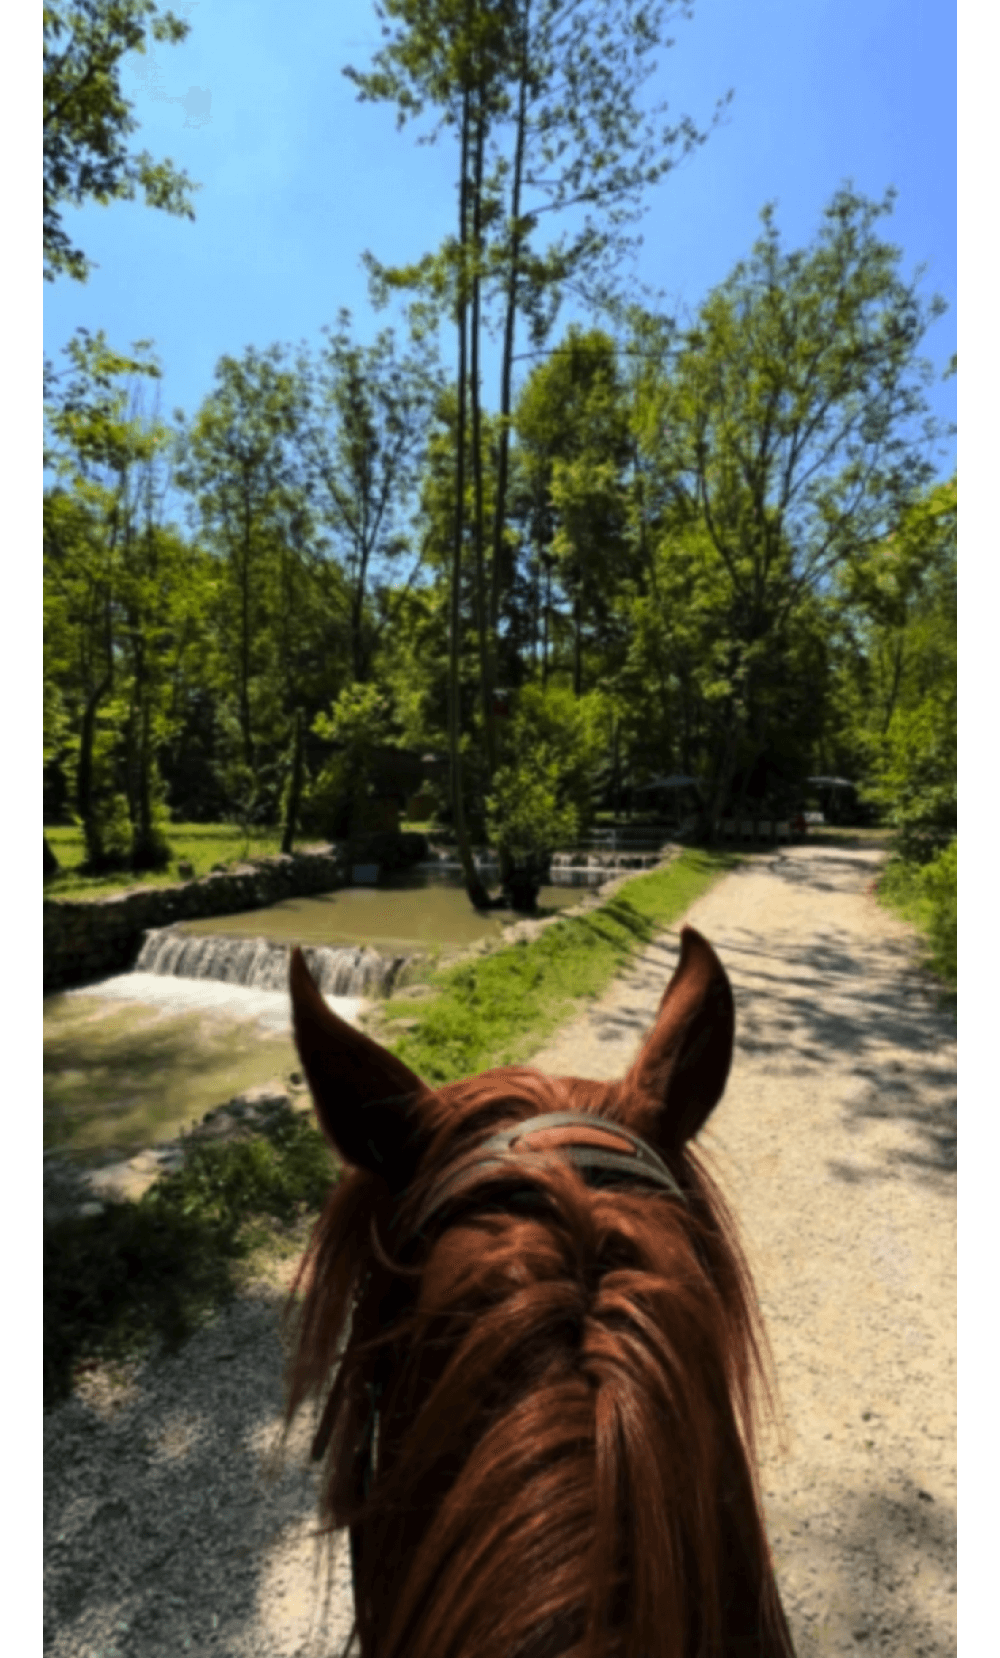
[41,0,957,475]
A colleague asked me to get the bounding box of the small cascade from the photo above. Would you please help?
[415,844,665,888]
[416,852,607,888]
[548,848,666,883]
[135,929,411,997]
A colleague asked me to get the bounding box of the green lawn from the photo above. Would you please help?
[43,823,331,901]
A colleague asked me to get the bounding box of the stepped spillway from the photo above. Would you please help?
[135,928,412,998]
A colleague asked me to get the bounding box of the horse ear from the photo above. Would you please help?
[289,946,429,1189]
[622,926,735,1150]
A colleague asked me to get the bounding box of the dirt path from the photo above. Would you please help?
[43,843,956,1657]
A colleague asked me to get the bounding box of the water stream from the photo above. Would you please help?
[44,857,647,1164]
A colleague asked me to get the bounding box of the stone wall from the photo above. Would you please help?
[44,847,349,994]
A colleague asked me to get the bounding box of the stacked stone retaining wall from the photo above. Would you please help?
[43,847,349,994]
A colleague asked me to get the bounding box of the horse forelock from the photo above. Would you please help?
[283,1066,793,1658]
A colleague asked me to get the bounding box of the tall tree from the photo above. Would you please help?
[44,330,201,868]
[44,0,199,282]
[349,0,721,899]
[513,326,633,696]
[350,3,514,904]
[176,346,309,811]
[632,187,947,833]
[299,312,442,685]
[482,0,725,685]
[834,477,956,858]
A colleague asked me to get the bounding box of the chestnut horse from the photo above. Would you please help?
[284,926,795,1658]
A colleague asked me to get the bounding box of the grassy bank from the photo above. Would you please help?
[43,823,330,901]
[44,819,436,901]
[875,839,957,1001]
[44,848,738,1405]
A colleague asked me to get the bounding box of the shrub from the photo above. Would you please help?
[920,836,956,986]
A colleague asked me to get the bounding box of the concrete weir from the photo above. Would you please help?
[135,927,412,998]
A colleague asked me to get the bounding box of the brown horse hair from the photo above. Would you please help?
[283,1061,795,1658]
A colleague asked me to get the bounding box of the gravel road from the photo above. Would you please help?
[43,841,956,1657]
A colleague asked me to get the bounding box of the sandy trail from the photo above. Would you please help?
[44,843,956,1657]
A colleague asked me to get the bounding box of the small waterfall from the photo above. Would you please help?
[413,854,615,888]
[412,850,671,890]
[135,929,411,997]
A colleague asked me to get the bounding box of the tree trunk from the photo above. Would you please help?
[573,588,583,697]
[281,709,305,855]
[483,8,533,902]
[542,558,551,688]
[705,694,742,845]
[469,99,496,780]
[78,673,112,868]
[44,836,60,879]
[450,85,493,912]
[131,693,160,870]
[470,96,514,894]
[351,591,368,683]
[488,4,530,666]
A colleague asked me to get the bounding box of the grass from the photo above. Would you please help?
[383,848,740,1084]
[43,823,331,902]
[874,843,957,1003]
[43,846,737,1406]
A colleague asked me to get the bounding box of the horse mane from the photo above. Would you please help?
[283,1065,794,1658]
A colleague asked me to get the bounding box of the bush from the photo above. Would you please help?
[486,764,579,864]
[920,837,956,986]
[879,696,956,863]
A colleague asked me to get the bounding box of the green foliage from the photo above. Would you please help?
[44,1,199,282]
[308,684,400,837]
[44,1110,337,1405]
[95,792,133,866]
[921,839,958,987]
[351,0,724,326]
[298,755,351,839]
[641,189,944,574]
[877,838,956,992]
[513,328,635,692]
[486,683,607,857]
[486,766,578,862]
[387,849,739,1085]
[832,478,956,858]
[40,140,953,904]
[312,682,395,750]
[44,331,199,871]
[627,190,947,816]
[865,695,956,861]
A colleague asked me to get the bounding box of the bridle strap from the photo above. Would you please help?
[408,1109,686,1239]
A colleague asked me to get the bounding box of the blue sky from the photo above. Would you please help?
[41,0,957,474]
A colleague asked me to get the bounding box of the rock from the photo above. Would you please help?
[43,1081,311,1226]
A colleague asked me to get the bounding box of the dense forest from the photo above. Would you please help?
[43,0,956,924]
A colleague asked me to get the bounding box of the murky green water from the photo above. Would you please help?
[177,875,580,953]
[44,875,584,1165]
